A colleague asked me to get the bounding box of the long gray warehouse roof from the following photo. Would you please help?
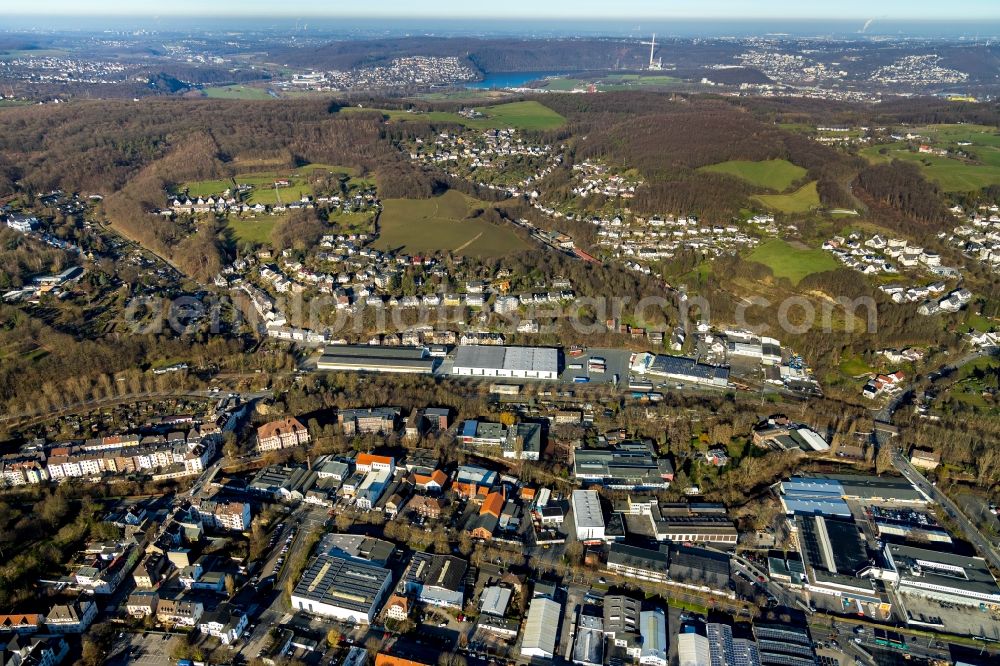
[453,345,559,374]
[322,345,429,359]
[318,350,437,373]
[648,354,729,383]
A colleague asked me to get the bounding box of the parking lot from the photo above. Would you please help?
[896,591,1000,639]
[557,348,632,387]
[105,631,182,666]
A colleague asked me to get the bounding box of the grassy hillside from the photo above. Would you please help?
[861,124,1000,192]
[753,181,820,214]
[343,100,565,131]
[202,85,273,100]
[748,238,839,285]
[700,159,807,191]
[373,190,528,257]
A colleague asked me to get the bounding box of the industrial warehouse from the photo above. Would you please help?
[451,345,559,380]
[289,553,393,624]
[316,345,439,374]
[572,489,607,542]
[629,352,730,387]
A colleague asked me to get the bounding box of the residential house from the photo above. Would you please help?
[44,601,96,634]
[910,449,941,471]
[468,489,505,540]
[125,593,158,618]
[194,499,252,532]
[384,594,409,621]
[197,603,247,645]
[0,634,68,666]
[412,469,448,494]
[133,553,166,589]
[0,615,42,635]
[156,599,204,627]
[409,496,443,520]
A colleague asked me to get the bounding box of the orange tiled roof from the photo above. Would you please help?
[480,489,506,518]
[376,654,431,666]
[256,417,306,440]
[357,453,394,467]
[0,614,40,629]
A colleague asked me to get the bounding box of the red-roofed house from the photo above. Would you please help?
[256,417,309,452]
[356,453,395,474]
[0,614,42,634]
[413,469,448,493]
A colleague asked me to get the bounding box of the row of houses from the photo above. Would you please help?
[2,431,217,486]
[916,287,973,315]
[126,593,248,644]
[950,210,1000,271]
[0,601,96,635]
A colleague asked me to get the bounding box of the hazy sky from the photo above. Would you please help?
[6,0,1000,19]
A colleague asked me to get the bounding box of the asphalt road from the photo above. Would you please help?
[893,452,1000,572]
[872,347,1000,571]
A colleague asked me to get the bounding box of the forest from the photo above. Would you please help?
[0,92,985,270]
[274,36,657,73]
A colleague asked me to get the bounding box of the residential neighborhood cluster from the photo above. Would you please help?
[408,128,561,193]
[276,57,477,92]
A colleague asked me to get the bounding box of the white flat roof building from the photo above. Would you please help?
[677,632,711,666]
[521,596,561,659]
[572,490,606,542]
[452,345,559,380]
[639,609,667,666]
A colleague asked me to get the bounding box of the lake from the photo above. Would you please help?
[466,71,573,89]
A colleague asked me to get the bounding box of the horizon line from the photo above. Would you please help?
[4,13,1000,21]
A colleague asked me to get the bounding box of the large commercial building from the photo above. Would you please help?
[795,514,888,616]
[668,545,731,590]
[402,552,468,610]
[678,622,773,666]
[355,468,392,510]
[781,474,927,513]
[778,477,852,517]
[322,534,395,565]
[339,408,401,436]
[459,419,544,461]
[607,544,671,584]
[290,554,392,624]
[644,354,730,387]
[617,498,737,546]
[882,543,1000,608]
[317,345,438,375]
[753,623,817,666]
[572,490,606,542]
[451,345,559,380]
[521,596,561,659]
[574,442,674,490]
[834,474,926,504]
[707,623,761,666]
[654,503,738,546]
